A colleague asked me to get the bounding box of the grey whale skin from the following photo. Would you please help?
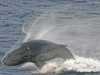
[2,40,74,68]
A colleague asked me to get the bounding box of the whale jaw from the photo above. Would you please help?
[2,48,33,66]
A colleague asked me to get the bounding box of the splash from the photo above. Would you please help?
[21,56,100,74]
[55,56,100,73]
[21,11,56,42]
[20,10,100,59]
[8,5,100,74]
[22,12,47,42]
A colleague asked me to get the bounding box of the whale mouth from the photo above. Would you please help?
[2,50,28,66]
[2,53,29,66]
[2,58,14,66]
[2,56,27,66]
[2,56,21,66]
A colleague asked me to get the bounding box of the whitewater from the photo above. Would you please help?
[21,56,100,74]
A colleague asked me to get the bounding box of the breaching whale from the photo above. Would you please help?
[2,40,74,68]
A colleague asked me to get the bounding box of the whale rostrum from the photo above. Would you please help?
[2,40,75,68]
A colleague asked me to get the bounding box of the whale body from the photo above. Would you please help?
[2,40,74,68]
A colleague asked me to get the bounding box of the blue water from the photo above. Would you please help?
[0,0,100,75]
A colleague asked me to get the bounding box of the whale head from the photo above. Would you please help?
[2,42,36,66]
[2,49,32,66]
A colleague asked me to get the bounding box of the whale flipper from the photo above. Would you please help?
[34,45,74,68]
[35,55,46,68]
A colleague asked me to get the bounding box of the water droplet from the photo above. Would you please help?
[28,47,30,50]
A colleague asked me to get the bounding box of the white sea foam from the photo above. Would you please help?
[55,56,100,73]
[21,56,100,74]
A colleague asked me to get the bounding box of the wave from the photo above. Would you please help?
[21,56,100,74]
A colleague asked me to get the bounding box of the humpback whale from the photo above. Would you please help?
[2,40,74,68]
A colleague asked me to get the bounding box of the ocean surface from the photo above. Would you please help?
[0,0,100,75]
